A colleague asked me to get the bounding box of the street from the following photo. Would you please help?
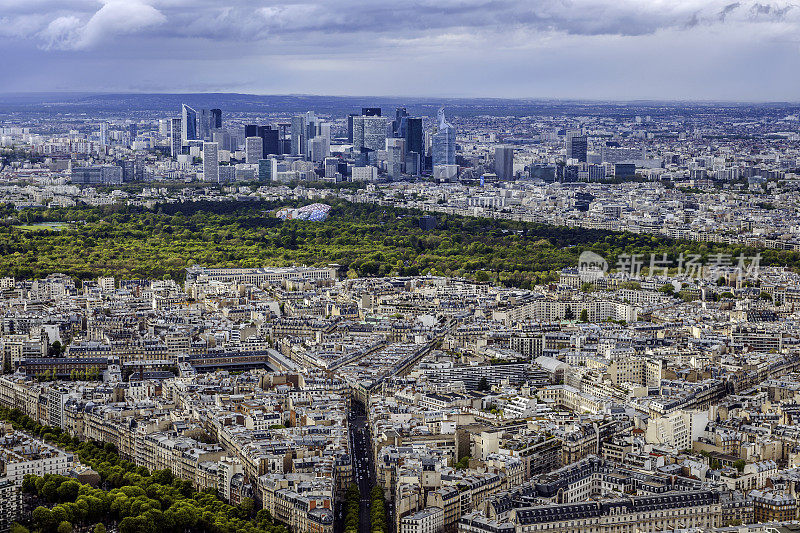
[348,400,376,533]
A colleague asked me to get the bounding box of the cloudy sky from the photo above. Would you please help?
[2,0,800,100]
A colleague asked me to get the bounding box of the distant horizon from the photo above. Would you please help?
[1,91,799,106]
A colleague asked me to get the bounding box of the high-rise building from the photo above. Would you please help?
[210,109,222,129]
[277,123,290,155]
[308,137,329,163]
[393,107,408,136]
[134,152,145,181]
[405,152,420,176]
[244,124,258,138]
[128,123,137,143]
[353,115,387,152]
[305,112,319,150]
[198,109,211,141]
[119,159,135,182]
[213,130,232,152]
[181,104,197,145]
[495,145,514,180]
[405,117,424,159]
[432,108,456,167]
[291,115,306,157]
[258,126,280,156]
[386,137,405,157]
[245,137,263,164]
[386,138,404,179]
[244,125,280,157]
[351,116,364,150]
[170,118,182,157]
[258,159,272,182]
[362,107,381,117]
[203,142,219,182]
[99,122,109,146]
[347,113,358,144]
[566,130,588,163]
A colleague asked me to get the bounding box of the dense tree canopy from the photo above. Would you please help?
[0,199,793,288]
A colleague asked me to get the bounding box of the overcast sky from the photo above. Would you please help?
[2,0,799,101]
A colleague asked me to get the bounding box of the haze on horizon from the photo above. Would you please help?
[2,0,800,102]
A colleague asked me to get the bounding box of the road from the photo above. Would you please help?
[349,400,376,533]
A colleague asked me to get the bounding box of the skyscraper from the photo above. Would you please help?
[128,123,137,143]
[393,107,408,137]
[352,115,387,152]
[99,122,109,146]
[181,104,197,145]
[198,109,211,141]
[405,117,424,158]
[246,125,279,156]
[170,118,182,157]
[495,145,514,180]
[363,116,386,152]
[432,108,456,167]
[566,130,587,163]
[362,107,381,117]
[351,116,364,150]
[308,137,329,163]
[405,152,420,176]
[258,159,272,182]
[305,112,319,153]
[134,152,146,181]
[213,130,232,152]
[291,115,306,157]
[210,109,222,129]
[347,113,358,144]
[245,137,263,164]
[203,142,219,182]
[258,126,280,156]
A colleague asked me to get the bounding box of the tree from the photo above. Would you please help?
[564,305,574,321]
[57,479,80,502]
[734,459,746,472]
[57,521,73,533]
[93,524,107,533]
[21,474,37,494]
[9,524,30,533]
[579,309,589,322]
[49,341,63,357]
[239,497,255,519]
[32,507,55,532]
[477,377,489,391]
[659,284,675,295]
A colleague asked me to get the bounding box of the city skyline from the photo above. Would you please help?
[2,0,800,101]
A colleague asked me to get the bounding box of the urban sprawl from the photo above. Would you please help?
[1,100,800,533]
